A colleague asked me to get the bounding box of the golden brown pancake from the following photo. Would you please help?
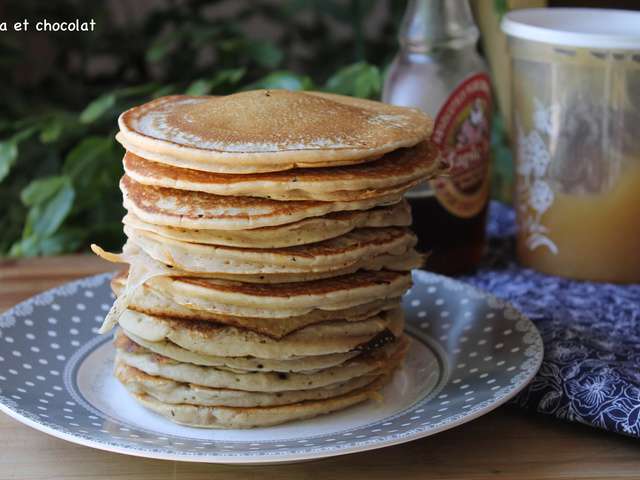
[122,140,444,201]
[115,362,379,407]
[126,374,394,428]
[116,307,404,359]
[114,331,408,389]
[123,224,417,275]
[142,269,412,320]
[111,271,401,338]
[174,269,410,298]
[117,328,361,372]
[120,174,405,230]
[116,91,433,173]
[121,200,412,248]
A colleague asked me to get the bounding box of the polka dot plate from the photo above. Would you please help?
[0,270,542,464]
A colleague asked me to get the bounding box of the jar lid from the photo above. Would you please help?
[501,8,640,50]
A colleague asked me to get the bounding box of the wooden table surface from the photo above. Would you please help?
[0,255,638,480]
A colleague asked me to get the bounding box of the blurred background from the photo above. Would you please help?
[0,0,636,257]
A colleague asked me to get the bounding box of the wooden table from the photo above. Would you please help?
[1,256,638,480]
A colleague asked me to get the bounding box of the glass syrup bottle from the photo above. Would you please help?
[383,0,493,275]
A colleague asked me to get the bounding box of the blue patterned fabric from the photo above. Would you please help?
[462,202,640,437]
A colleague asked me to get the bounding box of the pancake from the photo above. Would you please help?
[147,270,412,318]
[121,200,412,248]
[111,272,400,338]
[116,91,433,174]
[121,175,405,230]
[115,334,407,392]
[124,224,417,275]
[122,139,443,201]
[170,250,423,283]
[127,373,392,428]
[115,362,379,407]
[112,235,422,283]
[96,245,410,333]
[118,329,360,372]
[117,307,404,359]
[112,239,422,284]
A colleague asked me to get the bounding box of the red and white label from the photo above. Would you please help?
[430,73,492,218]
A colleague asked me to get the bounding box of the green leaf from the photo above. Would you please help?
[8,235,38,258]
[116,83,159,98]
[185,79,212,96]
[39,117,64,143]
[146,42,171,63]
[152,85,177,98]
[12,125,38,144]
[26,176,75,239]
[188,25,223,48]
[324,62,381,99]
[63,136,114,181]
[38,227,85,256]
[146,30,182,63]
[0,141,18,182]
[80,93,116,124]
[248,41,284,69]
[185,68,246,95]
[244,71,314,91]
[218,39,282,69]
[0,126,37,183]
[20,175,67,207]
[209,68,246,90]
[63,136,118,210]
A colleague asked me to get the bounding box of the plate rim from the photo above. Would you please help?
[0,271,543,464]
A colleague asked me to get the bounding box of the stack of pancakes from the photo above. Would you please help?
[94,90,443,428]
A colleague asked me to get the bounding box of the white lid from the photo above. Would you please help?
[501,8,640,49]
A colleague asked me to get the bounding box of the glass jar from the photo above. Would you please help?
[503,8,640,282]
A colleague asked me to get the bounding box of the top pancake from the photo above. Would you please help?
[117,90,433,173]
[122,140,444,201]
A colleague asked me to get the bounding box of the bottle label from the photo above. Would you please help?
[429,73,492,218]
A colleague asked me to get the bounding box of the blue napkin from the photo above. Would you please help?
[462,202,640,437]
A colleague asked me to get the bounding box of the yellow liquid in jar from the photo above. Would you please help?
[517,166,640,283]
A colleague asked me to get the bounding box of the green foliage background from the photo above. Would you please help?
[0,0,511,257]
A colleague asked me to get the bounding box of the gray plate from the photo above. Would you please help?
[0,270,542,464]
